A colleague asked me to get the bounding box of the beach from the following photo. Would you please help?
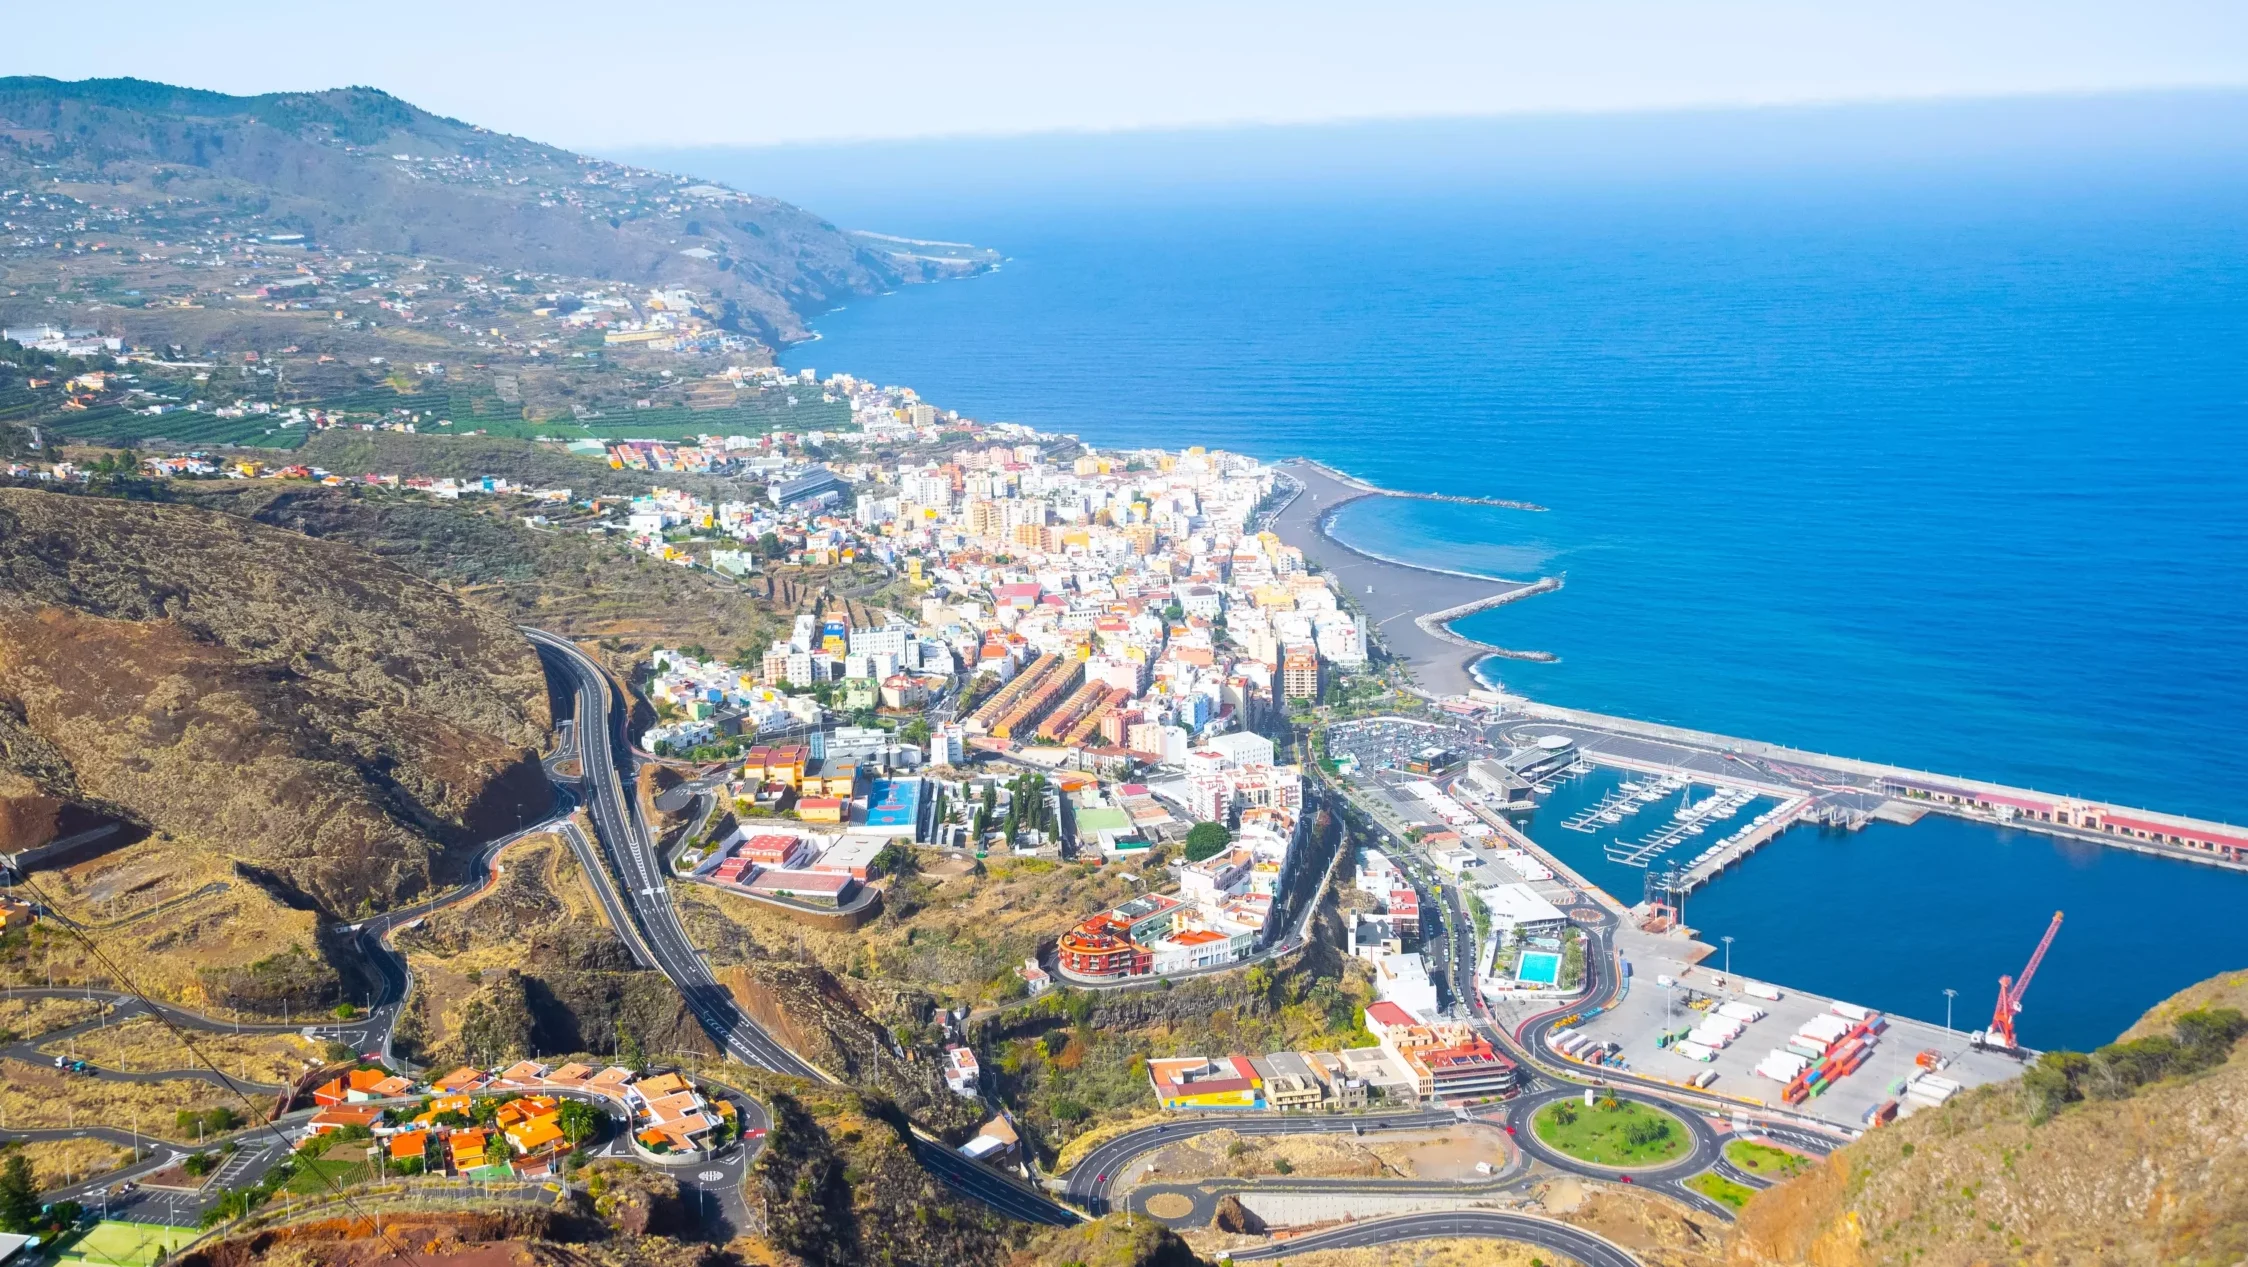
[1268,459,1557,697]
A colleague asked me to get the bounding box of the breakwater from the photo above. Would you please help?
[1503,699,2248,878]
[1295,458,1550,513]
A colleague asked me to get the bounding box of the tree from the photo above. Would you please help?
[1183,822,1232,862]
[0,1154,37,1234]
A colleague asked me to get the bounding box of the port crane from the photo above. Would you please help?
[1974,910,2063,1055]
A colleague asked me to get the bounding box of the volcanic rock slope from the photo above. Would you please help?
[0,486,552,912]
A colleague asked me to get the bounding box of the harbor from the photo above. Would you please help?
[1328,703,2248,1052]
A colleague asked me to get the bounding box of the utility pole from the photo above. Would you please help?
[1943,988,1957,1042]
[1720,935,1733,983]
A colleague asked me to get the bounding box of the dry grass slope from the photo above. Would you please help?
[0,487,552,914]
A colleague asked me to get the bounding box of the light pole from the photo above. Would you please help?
[1943,988,1957,1043]
[1720,935,1734,983]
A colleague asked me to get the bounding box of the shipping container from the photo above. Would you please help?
[1717,1002,1767,1024]
[1800,1014,1853,1043]
[1868,1016,1890,1035]
[1675,1040,1716,1062]
[1914,1049,1941,1070]
[1744,981,1784,1001]
[1872,1098,1900,1124]
[1830,1001,1870,1022]
[1784,1084,1809,1104]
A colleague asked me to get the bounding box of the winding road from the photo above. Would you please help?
[522,628,1078,1228]
[1229,1210,1641,1267]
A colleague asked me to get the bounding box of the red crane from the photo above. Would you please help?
[1987,910,2063,1051]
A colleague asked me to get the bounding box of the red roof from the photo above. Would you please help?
[2103,813,2248,850]
[1365,1001,1419,1030]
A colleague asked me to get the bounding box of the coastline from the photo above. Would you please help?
[1268,458,1559,696]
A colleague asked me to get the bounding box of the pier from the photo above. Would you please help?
[1493,699,2248,880]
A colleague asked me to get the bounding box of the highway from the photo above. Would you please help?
[1228,1210,1642,1267]
[526,628,824,1080]
[521,628,1079,1228]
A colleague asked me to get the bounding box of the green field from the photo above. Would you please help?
[1530,1098,1691,1167]
[1724,1138,1813,1179]
[54,1219,185,1267]
[41,383,850,452]
[1687,1170,1758,1209]
[46,407,308,450]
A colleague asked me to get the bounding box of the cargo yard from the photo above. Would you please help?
[1514,963,2026,1132]
[1321,709,2040,1132]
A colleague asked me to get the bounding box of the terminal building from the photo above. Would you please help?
[1498,735,1577,784]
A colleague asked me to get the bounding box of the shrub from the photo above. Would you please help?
[1623,1117,1673,1149]
[1183,822,1232,862]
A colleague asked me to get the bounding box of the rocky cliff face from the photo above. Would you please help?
[0,487,552,912]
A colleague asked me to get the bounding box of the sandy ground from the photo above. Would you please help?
[1143,1126,1512,1183]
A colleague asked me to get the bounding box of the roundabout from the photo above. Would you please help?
[1504,1087,1723,1189]
[1527,1097,1692,1169]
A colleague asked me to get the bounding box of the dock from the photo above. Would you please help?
[1492,699,2248,878]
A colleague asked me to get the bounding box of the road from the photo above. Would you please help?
[526,629,826,1080]
[1228,1210,1642,1267]
[522,628,1078,1228]
[1065,1110,1464,1215]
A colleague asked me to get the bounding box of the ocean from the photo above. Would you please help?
[644,104,2248,1048]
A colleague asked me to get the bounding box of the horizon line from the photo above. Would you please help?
[613,83,2248,155]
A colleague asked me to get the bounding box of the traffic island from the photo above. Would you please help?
[1529,1098,1691,1168]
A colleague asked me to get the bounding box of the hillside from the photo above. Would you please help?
[0,75,994,449]
[0,486,552,915]
[0,76,971,345]
[1729,969,2248,1266]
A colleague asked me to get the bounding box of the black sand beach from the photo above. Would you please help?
[1267,459,1557,698]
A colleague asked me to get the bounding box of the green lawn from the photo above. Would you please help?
[1687,1170,1758,1210]
[55,1219,184,1267]
[1530,1098,1691,1167]
[1724,1138,1813,1179]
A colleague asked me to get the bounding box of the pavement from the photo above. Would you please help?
[1227,1209,1642,1267]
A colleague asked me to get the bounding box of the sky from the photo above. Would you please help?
[6,1,2248,150]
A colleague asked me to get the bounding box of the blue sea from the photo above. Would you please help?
[642,102,2248,1048]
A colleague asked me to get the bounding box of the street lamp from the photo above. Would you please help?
[1943,988,1957,1042]
[1720,935,1734,983]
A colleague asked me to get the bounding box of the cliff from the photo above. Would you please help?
[1728,969,2248,1266]
[0,486,552,913]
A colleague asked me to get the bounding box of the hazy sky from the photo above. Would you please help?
[10,1,2248,149]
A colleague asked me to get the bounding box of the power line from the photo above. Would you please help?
[10,871,429,1267]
